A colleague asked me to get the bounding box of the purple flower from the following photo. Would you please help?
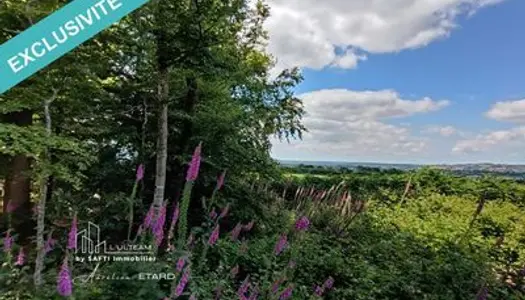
[153,204,167,246]
[216,170,226,190]
[274,234,288,256]
[3,230,13,253]
[248,286,259,300]
[237,276,250,298]
[208,224,220,246]
[176,257,185,272]
[271,278,284,294]
[168,202,180,242]
[295,216,310,231]
[187,232,195,249]
[323,276,334,289]
[230,223,242,241]
[15,248,24,265]
[219,204,230,219]
[143,205,154,229]
[174,269,190,297]
[57,258,72,296]
[45,236,56,254]
[314,286,324,296]
[476,286,488,300]
[279,286,293,300]
[214,286,223,300]
[209,209,218,220]
[186,142,202,182]
[67,216,77,250]
[136,164,144,181]
[189,295,197,300]
[243,221,254,232]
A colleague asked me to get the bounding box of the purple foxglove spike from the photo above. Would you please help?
[136,164,145,181]
[216,170,227,190]
[294,216,310,231]
[3,230,13,253]
[279,286,293,300]
[243,221,254,231]
[230,223,242,241]
[176,257,185,272]
[174,269,190,297]
[67,216,78,250]
[57,257,72,296]
[219,204,230,219]
[274,234,288,256]
[314,286,324,296]
[186,143,202,182]
[208,224,220,246]
[323,276,334,289]
[15,248,24,265]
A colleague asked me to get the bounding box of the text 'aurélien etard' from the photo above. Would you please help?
[7,0,122,74]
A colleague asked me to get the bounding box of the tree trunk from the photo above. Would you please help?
[3,110,33,244]
[34,92,56,286]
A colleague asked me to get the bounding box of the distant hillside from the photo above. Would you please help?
[278,160,525,177]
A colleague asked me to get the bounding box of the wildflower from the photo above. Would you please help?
[295,216,310,231]
[314,286,324,296]
[230,265,239,277]
[476,286,488,300]
[248,286,259,300]
[216,170,226,190]
[274,234,288,256]
[186,142,202,182]
[209,209,218,220]
[136,164,144,181]
[271,278,285,294]
[174,269,190,297]
[176,257,185,272]
[279,285,293,300]
[3,230,13,253]
[213,286,223,300]
[189,295,197,300]
[237,276,250,298]
[243,221,255,232]
[323,276,334,289]
[57,257,72,296]
[219,204,230,219]
[45,236,56,254]
[230,223,242,241]
[15,248,24,265]
[187,232,195,249]
[143,205,155,229]
[153,204,167,246]
[208,224,220,246]
[67,215,78,250]
[168,202,180,241]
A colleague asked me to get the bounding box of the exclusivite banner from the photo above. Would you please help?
[0,0,149,94]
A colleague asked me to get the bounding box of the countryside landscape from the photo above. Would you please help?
[1,0,525,299]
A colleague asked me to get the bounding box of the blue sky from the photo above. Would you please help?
[267,0,525,164]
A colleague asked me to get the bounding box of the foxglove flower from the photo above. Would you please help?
[271,278,284,294]
[153,204,167,246]
[45,236,57,254]
[143,205,155,229]
[209,209,218,220]
[208,224,220,246]
[274,234,288,256]
[237,276,250,298]
[230,223,242,241]
[243,221,254,232]
[67,216,77,250]
[168,202,180,241]
[187,232,195,249]
[3,230,13,253]
[176,257,185,272]
[216,170,226,190]
[136,164,144,181]
[295,216,310,231]
[186,143,202,182]
[219,204,230,219]
[15,248,24,265]
[279,286,293,300]
[323,276,334,289]
[314,286,324,296]
[174,269,190,297]
[57,258,72,296]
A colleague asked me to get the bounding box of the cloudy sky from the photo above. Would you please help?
[268,0,525,164]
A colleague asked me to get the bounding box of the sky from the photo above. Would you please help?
[267,0,525,164]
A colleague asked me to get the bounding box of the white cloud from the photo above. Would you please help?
[278,89,449,157]
[486,99,525,123]
[265,0,505,71]
[452,127,525,154]
[423,125,460,137]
